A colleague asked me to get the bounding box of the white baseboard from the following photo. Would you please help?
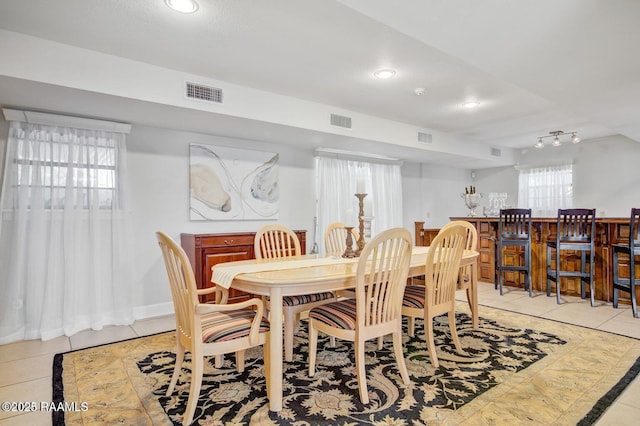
[133,302,174,320]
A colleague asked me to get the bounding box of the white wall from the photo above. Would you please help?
[401,162,471,230]
[126,126,316,317]
[401,135,640,246]
[0,119,7,194]
[537,135,640,217]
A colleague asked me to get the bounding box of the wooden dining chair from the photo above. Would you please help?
[324,221,359,257]
[402,224,468,368]
[156,231,270,426]
[439,220,478,326]
[255,224,336,362]
[308,227,413,404]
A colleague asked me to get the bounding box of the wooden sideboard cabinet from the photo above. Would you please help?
[181,230,306,302]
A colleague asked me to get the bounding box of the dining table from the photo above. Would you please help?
[211,245,479,412]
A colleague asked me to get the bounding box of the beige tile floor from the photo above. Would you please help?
[1,282,639,425]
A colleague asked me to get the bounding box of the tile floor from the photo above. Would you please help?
[1,282,639,425]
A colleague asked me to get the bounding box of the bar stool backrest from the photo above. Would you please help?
[556,208,596,244]
[499,209,532,241]
[629,208,640,250]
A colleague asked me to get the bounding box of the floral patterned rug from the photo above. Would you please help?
[54,304,640,425]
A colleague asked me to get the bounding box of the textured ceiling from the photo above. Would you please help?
[0,0,637,167]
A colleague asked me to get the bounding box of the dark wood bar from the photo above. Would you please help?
[416,218,638,304]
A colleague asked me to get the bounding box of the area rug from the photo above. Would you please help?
[52,304,640,425]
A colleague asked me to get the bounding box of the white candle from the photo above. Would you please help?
[356,178,365,194]
[345,209,354,226]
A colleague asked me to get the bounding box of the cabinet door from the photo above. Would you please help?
[203,246,253,302]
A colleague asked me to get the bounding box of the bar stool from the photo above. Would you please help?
[496,208,533,296]
[612,208,640,318]
[546,208,596,305]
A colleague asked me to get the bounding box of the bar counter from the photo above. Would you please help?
[415,217,637,304]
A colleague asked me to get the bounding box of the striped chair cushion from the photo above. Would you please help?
[201,309,270,343]
[403,285,426,309]
[309,299,357,330]
[283,291,335,307]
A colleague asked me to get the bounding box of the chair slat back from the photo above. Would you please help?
[441,220,477,251]
[156,231,198,343]
[356,227,412,327]
[630,208,640,249]
[499,208,532,240]
[255,224,301,260]
[426,225,467,306]
[556,208,596,243]
[324,222,359,257]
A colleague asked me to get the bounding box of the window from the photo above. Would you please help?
[0,111,133,344]
[517,164,573,216]
[314,152,403,254]
[12,130,118,209]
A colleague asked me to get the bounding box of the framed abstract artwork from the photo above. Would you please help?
[189,144,279,220]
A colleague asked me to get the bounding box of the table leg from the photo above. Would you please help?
[268,287,283,411]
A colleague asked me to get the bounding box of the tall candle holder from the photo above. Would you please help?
[355,193,367,256]
[342,226,357,258]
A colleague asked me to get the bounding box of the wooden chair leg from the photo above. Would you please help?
[407,316,416,337]
[392,329,410,385]
[214,354,223,368]
[308,321,318,377]
[166,342,184,396]
[184,355,203,426]
[284,308,296,362]
[448,311,467,356]
[355,338,369,404]
[425,317,438,368]
[236,350,245,372]
[263,339,271,400]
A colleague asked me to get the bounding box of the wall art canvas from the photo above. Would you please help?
[189,144,279,220]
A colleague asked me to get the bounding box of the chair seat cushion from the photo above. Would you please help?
[201,309,270,343]
[309,299,357,330]
[402,285,426,309]
[283,291,335,306]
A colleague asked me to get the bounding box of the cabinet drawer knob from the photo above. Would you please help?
[224,239,233,245]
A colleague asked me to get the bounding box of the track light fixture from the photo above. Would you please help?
[535,130,580,149]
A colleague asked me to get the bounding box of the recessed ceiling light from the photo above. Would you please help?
[462,100,480,109]
[373,69,396,79]
[165,0,199,13]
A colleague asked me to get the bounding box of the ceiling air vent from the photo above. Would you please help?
[490,147,502,157]
[417,132,432,143]
[185,82,223,103]
[330,113,352,129]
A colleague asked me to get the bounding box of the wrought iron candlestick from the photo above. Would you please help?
[342,226,357,258]
[355,193,367,256]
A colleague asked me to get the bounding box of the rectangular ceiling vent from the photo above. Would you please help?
[185,82,223,103]
[417,132,432,143]
[330,113,352,129]
[490,147,502,157]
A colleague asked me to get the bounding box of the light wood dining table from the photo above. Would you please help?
[211,246,479,412]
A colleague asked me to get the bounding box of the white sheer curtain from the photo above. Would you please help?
[315,154,403,255]
[0,114,134,344]
[517,164,573,216]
